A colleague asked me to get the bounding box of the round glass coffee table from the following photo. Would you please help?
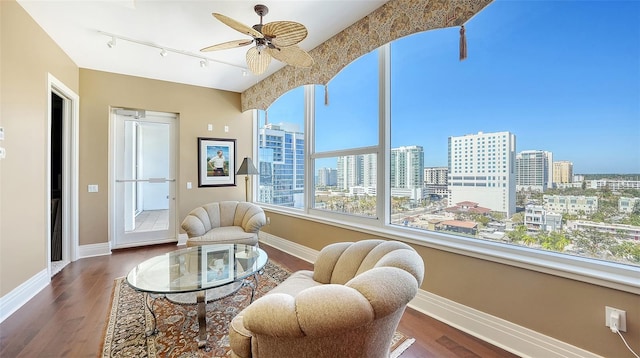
[126,243,268,348]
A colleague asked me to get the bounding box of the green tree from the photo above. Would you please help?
[571,227,616,259]
[538,231,570,252]
[610,241,640,264]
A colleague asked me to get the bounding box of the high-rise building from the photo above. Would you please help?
[447,131,516,217]
[424,166,448,185]
[317,167,337,187]
[391,146,424,189]
[337,153,376,191]
[516,150,553,192]
[553,161,573,185]
[424,166,449,199]
[258,122,304,208]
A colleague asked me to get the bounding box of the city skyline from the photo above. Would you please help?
[261,0,639,174]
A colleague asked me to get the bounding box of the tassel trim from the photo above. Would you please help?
[459,25,467,61]
[324,85,329,106]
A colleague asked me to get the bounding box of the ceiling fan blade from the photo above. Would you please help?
[262,21,308,47]
[212,13,263,39]
[268,45,314,68]
[200,39,254,52]
[246,47,272,75]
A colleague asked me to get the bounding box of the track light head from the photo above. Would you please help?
[160,49,168,57]
[107,36,116,48]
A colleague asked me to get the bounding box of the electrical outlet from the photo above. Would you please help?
[605,306,627,332]
[266,217,271,225]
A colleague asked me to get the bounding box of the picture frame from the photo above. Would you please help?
[201,245,234,286]
[198,137,236,187]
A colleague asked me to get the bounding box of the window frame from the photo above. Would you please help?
[254,44,640,295]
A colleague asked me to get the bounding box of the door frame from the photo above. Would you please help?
[47,74,79,273]
[108,108,178,249]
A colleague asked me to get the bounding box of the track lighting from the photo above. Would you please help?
[98,31,249,73]
[107,36,116,48]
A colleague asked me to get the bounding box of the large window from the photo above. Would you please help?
[312,50,380,218]
[256,87,305,208]
[256,1,640,287]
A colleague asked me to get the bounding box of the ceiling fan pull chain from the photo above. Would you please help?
[324,85,330,106]
[459,25,467,61]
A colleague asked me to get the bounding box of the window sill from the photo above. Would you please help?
[259,204,640,294]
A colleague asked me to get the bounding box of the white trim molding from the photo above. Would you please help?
[0,270,49,324]
[258,232,602,358]
[78,242,112,259]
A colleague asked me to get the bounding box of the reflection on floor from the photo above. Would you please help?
[133,209,169,232]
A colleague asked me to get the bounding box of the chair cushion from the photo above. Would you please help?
[186,226,258,247]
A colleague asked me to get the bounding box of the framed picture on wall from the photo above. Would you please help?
[198,137,236,187]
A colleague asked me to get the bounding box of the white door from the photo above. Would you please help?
[112,109,176,248]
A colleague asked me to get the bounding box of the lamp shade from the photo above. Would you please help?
[236,157,259,175]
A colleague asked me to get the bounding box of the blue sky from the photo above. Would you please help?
[262,0,640,174]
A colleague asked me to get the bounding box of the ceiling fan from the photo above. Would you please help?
[201,4,314,75]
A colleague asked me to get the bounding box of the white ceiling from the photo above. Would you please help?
[18,0,388,93]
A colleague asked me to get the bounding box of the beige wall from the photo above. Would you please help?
[2,2,637,357]
[79,69,253,245]
[262,211,639,358]
[0,0,79,296]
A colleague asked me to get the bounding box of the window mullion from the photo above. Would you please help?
[304,84,315,214]
[379,43,391,225]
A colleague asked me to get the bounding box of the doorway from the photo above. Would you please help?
[51,92,64,273]
[48,74,79,277]
[111,109,177,248]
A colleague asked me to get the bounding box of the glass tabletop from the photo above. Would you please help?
[126,244,268,294]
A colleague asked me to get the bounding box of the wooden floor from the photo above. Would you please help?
[0,243,519,358]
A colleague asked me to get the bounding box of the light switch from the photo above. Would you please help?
[224,125,229,132]
[187,182,192,189]
[207,124,213,131]
[88,184,99,192]
[0,127,4,140]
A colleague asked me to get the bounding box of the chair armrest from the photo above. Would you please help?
[243,285,374,337]
[242,210,266,233]
[181,214,206,237]
[346,267,418,317]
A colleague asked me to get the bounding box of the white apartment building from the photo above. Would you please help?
[391,146,424,189]
[516,150,553,192]
[448,131,516,217]
[566,220,640,242]
[524,204,562,232]
[337,153,376,191]
[619,197,640,213]
[553,161,573,185]
[585,179,640,191]
[543,195,598,215]
[317,167,337,187]
[424,166,448,185]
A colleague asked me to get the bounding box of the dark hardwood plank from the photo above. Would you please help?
[0,242,518,358]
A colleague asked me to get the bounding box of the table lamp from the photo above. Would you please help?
[236,157,259,202]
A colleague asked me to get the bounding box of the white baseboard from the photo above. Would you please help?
[0,269,49,324]
[78,242,112,258]
[258,233,601,358]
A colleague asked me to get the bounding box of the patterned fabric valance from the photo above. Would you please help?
[241,0,493,112]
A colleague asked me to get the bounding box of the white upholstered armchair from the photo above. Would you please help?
[180,201,266,247]
[229,239,425,358]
